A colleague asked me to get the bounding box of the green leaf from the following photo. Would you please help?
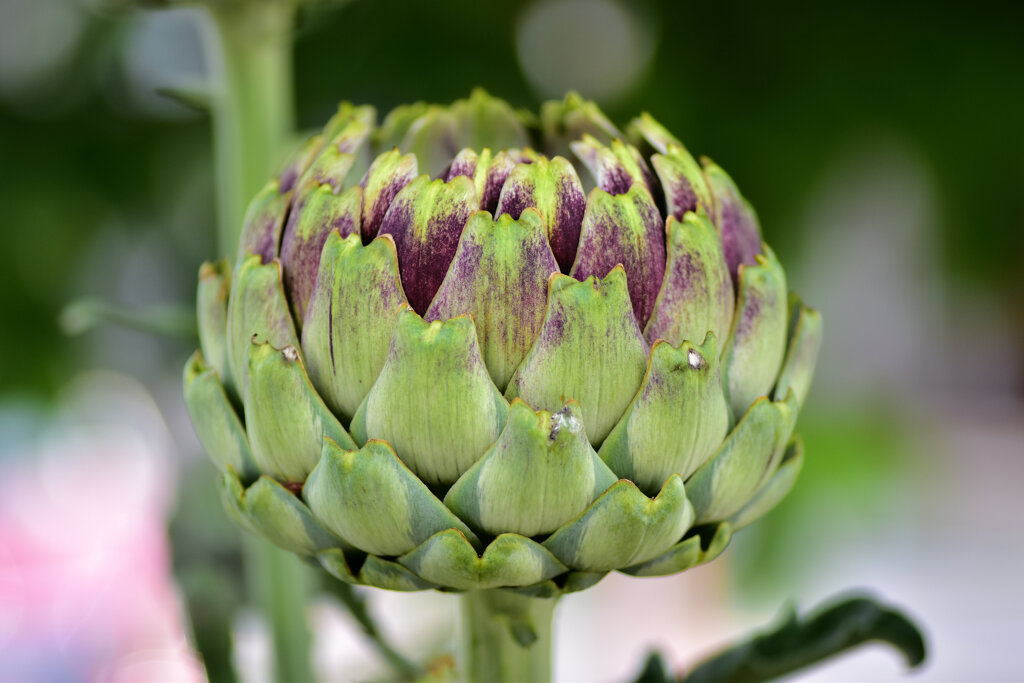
[305,438,479,556]
[682,595,927,682]
[399,530,567,591]
[444,400,617,537]
[631,651,675,683]
[650,148,713,221]
[350,309,508,486]
[301,232,407,422]
[543,475,692,572]
[425,210,559,390]
[644,213,733,349]
[226,254,300,397]
[686,392,798,525]
[722,246,788,419]
[599,334,728,495]
[540,92,623,159]
[183,351,256,479]
[505,267,649,446]
[244,341,355,483]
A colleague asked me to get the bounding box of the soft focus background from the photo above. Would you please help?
[1,0,1022,681]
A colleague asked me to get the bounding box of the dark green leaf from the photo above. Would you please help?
[632,651,675,683]
[682,594,926,682]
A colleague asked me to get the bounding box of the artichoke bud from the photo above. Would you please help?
[185,91,822,594]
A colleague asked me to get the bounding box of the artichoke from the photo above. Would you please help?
[184,89,822,596]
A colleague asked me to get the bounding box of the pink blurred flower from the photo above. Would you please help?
[0,373,204,682]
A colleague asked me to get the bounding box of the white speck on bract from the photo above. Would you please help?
[283,346,299,362]
[687,349,704,370]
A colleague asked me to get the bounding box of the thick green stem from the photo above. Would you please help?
[200,2,312,681]
[205,0,297,258]
[244,537,316,683]
[460,590,558,683]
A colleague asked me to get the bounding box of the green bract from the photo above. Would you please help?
[184,89,822,595]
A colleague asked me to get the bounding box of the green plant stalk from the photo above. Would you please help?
[201,3,314,681]
[206,0,297,257]
[460,590,558,683]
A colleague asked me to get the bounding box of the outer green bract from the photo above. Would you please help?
[184,89,822,595]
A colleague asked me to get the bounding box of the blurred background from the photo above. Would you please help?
[1,0,1021,680]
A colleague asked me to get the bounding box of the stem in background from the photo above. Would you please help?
[200,3,313,681]
[461,590,558,683]
[205,0,297,258]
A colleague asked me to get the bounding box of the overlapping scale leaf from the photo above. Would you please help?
[543,475,693,572]
[686,392,798,525]
[730,437,804,530]
[196,260,231,391]
[226,255,299,396]
[619,523,733,577]
[445,400,617,537]
[599,334,728,494]
[183,351,256,480]
[722,247,788,417]
[505,268,649,445]
[774,295,823,408]
[305,438,479,557]
[399,530,567,591]
[448,88,530,154]
[350,310,508,486]
[244,341,355,483]
[377,175,478,315]
[644,213,734,348]
[318,548,437,592]
[571,135,656,198]
[540,92,623,158]
[704,159,763,281]
[359,149,418,241]
[237,179,291,264]
[495,155,586,272]
[426,210,558,390]
[222,469,344,557]
[444,148,517,213]
[570,184,665,327]
[302,232,407,421]
[280,184,362,325]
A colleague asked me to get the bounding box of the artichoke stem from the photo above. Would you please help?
[460,590,558,683]
[244,535,316,683]
[203,0,297,259]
